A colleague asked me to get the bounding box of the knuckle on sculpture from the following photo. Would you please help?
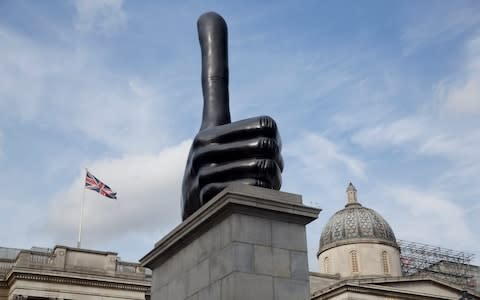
[258,138,278,155]
[259,116,276,130]
[194,129,214,146]
[258,138,269,150]
[193,134,204,147]
[256,159,271,172]
[255,179,268,188]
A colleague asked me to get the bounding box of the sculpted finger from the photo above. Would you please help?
[198,12,231,130]
[198,158,282,191]
[199,178,271,205]
[194,115,281,146]
[192,137,282,170]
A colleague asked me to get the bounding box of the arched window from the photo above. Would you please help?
[323,257,330,273]
[382,251,390,274]
[351,250,359,273]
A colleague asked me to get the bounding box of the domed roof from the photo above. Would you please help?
[318,183,398,256]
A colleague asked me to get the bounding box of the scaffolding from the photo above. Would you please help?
[398,240,476,289]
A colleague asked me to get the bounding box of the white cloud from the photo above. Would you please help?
[351,117,427,148]
[74,0,127,35]
[351,113,480,200]
[351,112,480,165]
[418,130,480,159]
[286,132,366,180]
[443,79,480,114]
[0,25,172,153]
[0,27,58,120]
[402,4,480,55]
[43,140,190,248]
[0,130,3,159]
[348,102,480,258]
[438,33,480,115]
[385,185,479,252]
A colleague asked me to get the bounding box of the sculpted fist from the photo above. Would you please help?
[181,12,283,220]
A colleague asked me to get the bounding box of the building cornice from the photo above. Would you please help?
[312,282,459,300]
[317,238,400,257]
[54,245,118,256]
[5,268,150,292]
[341,274,479,296]
[312,274,480,300]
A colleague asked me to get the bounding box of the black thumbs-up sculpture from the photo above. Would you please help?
[181,12,284,220]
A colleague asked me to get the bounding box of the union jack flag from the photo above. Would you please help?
[85,170,117,199]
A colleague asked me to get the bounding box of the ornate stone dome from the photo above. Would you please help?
[318,183,398,256]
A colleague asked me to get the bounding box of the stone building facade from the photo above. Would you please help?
[309,183,480,300]
[0,245,150,300]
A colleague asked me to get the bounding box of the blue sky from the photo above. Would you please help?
[1,0,479,269]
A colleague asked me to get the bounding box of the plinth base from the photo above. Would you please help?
[140,184,320,300]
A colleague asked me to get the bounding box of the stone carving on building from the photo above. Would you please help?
[181,12,283,220]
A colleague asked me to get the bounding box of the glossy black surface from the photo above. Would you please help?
[181,12,283,220]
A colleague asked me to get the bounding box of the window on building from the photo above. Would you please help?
[382,251,390,274]
[324,257,329,273]
[351,250,359,273]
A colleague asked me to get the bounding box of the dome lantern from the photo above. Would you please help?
[346,182,360,207]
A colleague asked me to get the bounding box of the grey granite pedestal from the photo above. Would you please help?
[140,184,320,300]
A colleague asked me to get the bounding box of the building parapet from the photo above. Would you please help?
[0,245,148,280]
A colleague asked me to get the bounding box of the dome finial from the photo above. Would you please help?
[346,182,359,206]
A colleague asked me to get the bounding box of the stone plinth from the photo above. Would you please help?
[140,184,320,300]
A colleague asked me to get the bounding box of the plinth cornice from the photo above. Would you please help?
[140,184,321,268]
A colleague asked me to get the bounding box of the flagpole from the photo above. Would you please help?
[77,168,87,248]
